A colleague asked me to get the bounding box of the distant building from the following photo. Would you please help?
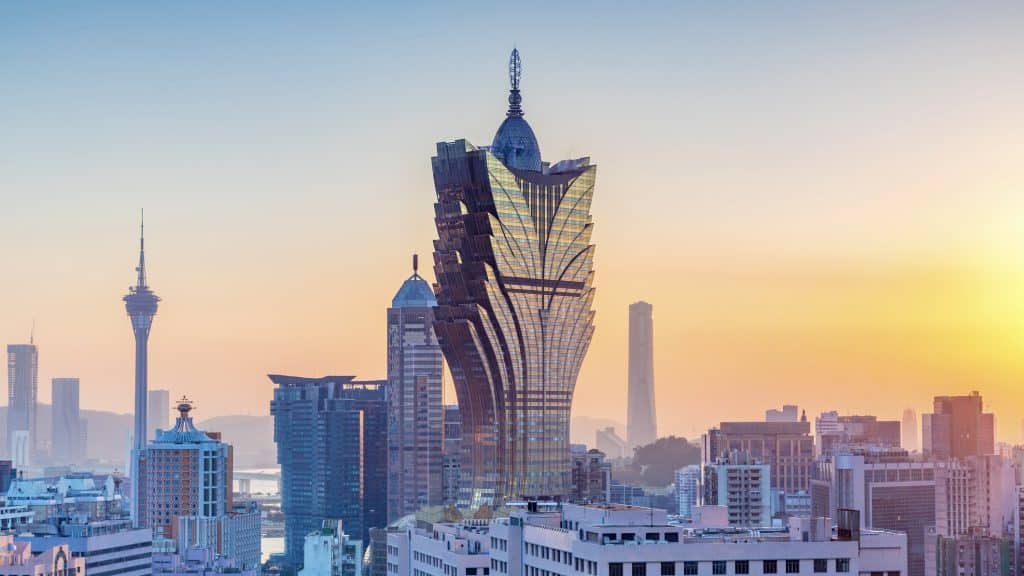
[153,546,258,576]
[702,451,771,527]
[627,302,657,449]
[442,405,461,507]
[902,409,918,452]
[928,529,1013,576]
[0,533,85,576]
[149,389,171,439]
[172,501,261,572]
[608,481,650,507]
[595,427,628,460]
[923,392,994,459]
[387,256,444,522]
[7,343,38,460]
[298,520,363,576]
[137,399,233,538]
[766,405,799,422]
[675,464,701,521]
[51,378,82,466]
[815,412,900,457]
[270,374,387,568]
[6,472,124,523]
[703,421,814,498]
[569,445,610,504]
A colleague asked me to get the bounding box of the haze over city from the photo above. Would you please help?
[2,0,1023,442]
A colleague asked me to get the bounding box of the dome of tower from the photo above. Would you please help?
[391,254,437,308]
[491,116,542,172]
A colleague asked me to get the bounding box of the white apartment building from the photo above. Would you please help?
[387,504,907,576]
[676,466,700,521]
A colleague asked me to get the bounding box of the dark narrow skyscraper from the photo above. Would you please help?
[51,377,82,465]
[432,49,597,506]
[627,301,656,449]
[124,215,160,453]
[6,341,38,462]
[387,255,444,521]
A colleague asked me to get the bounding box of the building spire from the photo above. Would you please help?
[507,47,523,118]
[413,253,419,277]
[136,209,147,289]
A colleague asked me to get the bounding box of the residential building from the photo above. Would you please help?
[174,501,262,572]
[270,374,387,567]
[7,343,38,461]
[702,452,771,528]
[675,465,700,521]
[928,529,1013,576]
[137,399,233,538]
[570,446,610,505]
[627,302,656,449]
[51,378,82,466]
[815,413,900,457]
[17,517,151,576]
[386,503,908,576]
[923,392,995,459]
[703,421,814,498]
[298,520,363,576]
[0,534,85,576]
[431,48,597,506]
[387,256,444,522]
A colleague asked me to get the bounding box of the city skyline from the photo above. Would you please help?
[2,1,1024,442]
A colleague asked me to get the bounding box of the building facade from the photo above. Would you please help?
[702,452,771,528]
[298,520,363,576]
[815,413,900,457]
[627,302,656,449]
[137,399,233,539]
[675,465,701,521]
[569,446,610,505]
[174,501,262,572]
[0,535,85,576]
[7,343,38,461]
[901,409,917,453]
[51,378,81,465]
[149,389,171,439]
[271,374,387,567]
[924,392,995,459]
[703,421,814,497]
[17,518,152,576]
[443,405,462,507]
[387,256,444,522]
[431,49,597,507]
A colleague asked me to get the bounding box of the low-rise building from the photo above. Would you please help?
[299,520,363,576]
[0,534,85,576]
[17,516,152,576]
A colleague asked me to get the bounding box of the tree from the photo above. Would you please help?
[631,436,700,487]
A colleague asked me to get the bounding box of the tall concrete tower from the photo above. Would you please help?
[124,214,159,454]
[627,301,657,449]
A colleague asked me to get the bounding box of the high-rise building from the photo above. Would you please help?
[814,412,900,457]
[675,464,701,521]
[431,49,597,507]
[627,301,657,449]
[923,392,995,459]
[442,405,461,507]
[149,389,171,439]
[703,421,814,497]
[124,216,159,525]
[51,378,81,465]
[902,409,918,452]
[594,427,627,460]
[7,342,38,459]
[702,451,772,527]
[137,399,233,539]
[387,255,444,522]
[270,374,387,568]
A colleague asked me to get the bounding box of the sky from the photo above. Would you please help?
[1,1,1022,443]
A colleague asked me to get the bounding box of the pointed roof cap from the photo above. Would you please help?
[391,254,437,308]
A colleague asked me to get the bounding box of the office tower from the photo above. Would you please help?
[51,378,82,465]
[675,464,701,521]
[137,399,233,538]
[431,49,597,507]
[902,409,918,452]
[149,389,171,438]
[569,445,611,505]
[387,255,444,522]
[594,427,627,460]
[7,342,38,459]
[270,374,387,568]
[627,301,657,449]
[703,421,814,497]
[923,392,995,459]
[442,405,461,507]
[765,404,799,423]
[814,412,900,457]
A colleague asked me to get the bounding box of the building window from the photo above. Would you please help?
[610,563,624,576]
[764,561,778,574]
[786,560,800,574]
[813,560,827,573]
[665,532,679,543]
[836,559,850,573]
[646,533,660,542]
[713,561,727,575]
[683,562,698,576]
[633,563,647,576]
[622,533,636,541]
[662,563,676,576]
[735,561,749,575]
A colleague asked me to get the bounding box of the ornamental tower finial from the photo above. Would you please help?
[507,48,523,118]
